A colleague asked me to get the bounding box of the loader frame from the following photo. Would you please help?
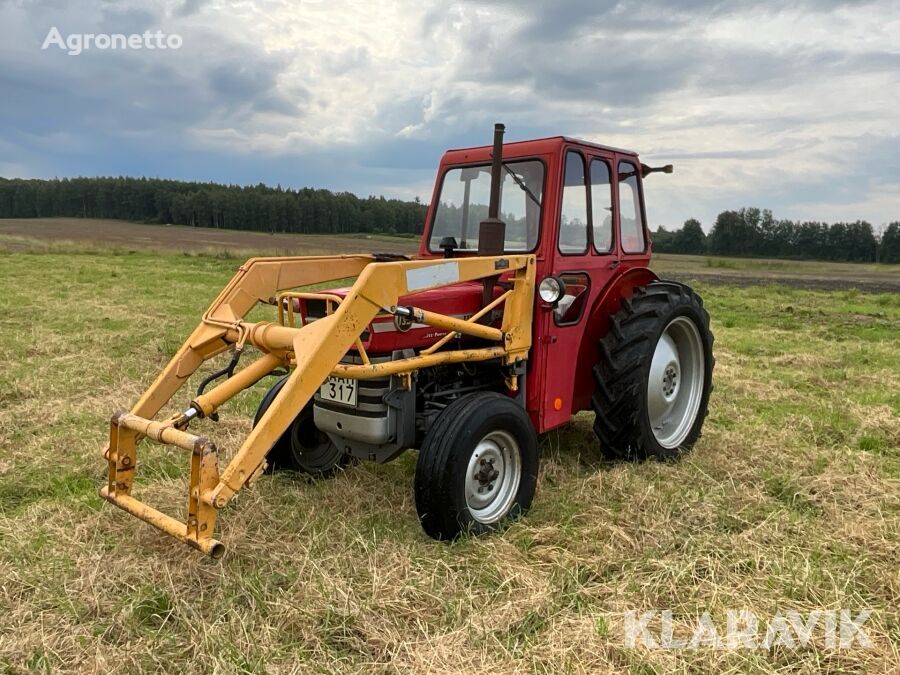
[101,254,536,557]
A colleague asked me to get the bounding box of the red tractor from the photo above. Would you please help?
[101,124,714,556]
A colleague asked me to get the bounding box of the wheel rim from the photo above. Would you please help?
[647,315,705,449]
[290,417,338,472]
[465,430,521,524]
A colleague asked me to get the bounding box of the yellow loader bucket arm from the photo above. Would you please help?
[101,254,535,557]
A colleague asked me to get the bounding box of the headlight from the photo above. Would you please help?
[539,276,566,304]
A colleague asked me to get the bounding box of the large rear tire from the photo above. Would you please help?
[253,375,347,476]
[415,392,539,540]
[592,281,714,460]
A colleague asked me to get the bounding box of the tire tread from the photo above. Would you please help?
[591,281,713,460]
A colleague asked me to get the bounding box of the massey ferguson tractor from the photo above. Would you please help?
[100,124,714,557]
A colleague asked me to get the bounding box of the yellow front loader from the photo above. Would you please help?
[101,253,535,557]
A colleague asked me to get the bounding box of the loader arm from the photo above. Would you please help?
[101,254,535,557]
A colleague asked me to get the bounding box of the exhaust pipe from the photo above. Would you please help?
[488,123,504,220]
[478,123,506,255]
[477,123,507,309]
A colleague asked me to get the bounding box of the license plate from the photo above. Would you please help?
[319,377,357,407]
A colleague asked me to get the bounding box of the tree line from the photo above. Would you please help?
[653,208,900,263]
[2,176,898,263]
[0,176,427,236]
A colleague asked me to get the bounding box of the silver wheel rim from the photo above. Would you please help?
[465,430,521,524]
[647,315,705,449]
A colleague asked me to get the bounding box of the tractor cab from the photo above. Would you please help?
[416,133,669,432]
[420,135,654,267]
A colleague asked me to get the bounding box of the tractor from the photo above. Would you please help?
[100,124,714,557]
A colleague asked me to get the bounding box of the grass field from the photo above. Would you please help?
[0,228,898,672]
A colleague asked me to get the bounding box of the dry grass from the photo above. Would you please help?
[0,250,898,673]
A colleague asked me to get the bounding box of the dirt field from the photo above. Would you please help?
[654,253,900,294]
[0,218,420,257]
[1,218,897,293]
[0,237,898,672]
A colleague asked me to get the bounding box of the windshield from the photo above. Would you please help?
[428,159,544,252]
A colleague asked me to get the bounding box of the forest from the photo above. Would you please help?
[1,176,897,262]
[652,208,900,263]
[0,176,426,236]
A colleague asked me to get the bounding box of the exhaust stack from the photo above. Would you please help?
[477,123,506,256]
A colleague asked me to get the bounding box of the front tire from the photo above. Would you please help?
[253,375,347,476]
[592,281,714,460]
[415,392,539,540]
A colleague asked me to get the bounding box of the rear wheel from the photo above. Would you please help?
[415,392,539,540]
[592,281,714,460]
[253,375,347,476]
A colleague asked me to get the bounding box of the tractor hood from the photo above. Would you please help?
[302,281,498,354]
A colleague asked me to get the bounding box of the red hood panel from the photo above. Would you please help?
[309,281,496,353]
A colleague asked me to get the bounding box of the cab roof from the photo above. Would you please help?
[442,135,639,162]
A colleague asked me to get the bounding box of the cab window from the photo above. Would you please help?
[558,151,588,254]
[590,159,613,253]
[429,160,544,253]
[617,160,646,253]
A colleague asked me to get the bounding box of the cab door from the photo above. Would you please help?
[537,146,617,432]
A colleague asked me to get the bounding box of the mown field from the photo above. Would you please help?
[0,229,898,672]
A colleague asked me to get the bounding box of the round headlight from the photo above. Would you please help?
[539,276,565,304]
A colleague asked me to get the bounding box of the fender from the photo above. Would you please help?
[585,266,659,342]
[571,266,659,412]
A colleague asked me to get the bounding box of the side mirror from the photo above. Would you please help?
[641,164,674,177]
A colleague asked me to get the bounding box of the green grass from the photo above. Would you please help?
[0,250,898,673]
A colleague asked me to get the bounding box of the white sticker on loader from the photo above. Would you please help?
[406,262,459,290]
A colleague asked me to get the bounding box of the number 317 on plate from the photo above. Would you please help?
[319,377,357,407]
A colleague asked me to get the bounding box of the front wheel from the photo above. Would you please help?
[415,392,539,540]
[592,281,714,460]
[253,375,347,476]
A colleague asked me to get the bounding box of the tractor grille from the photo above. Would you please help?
[314,353,391,417]
[313,353,399,446]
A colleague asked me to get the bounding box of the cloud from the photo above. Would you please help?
[174,0,209,18]
[0,0,898,227]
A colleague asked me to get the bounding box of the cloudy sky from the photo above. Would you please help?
[1,0,898,229]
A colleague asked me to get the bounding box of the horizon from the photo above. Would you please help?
[1,173,893,234]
